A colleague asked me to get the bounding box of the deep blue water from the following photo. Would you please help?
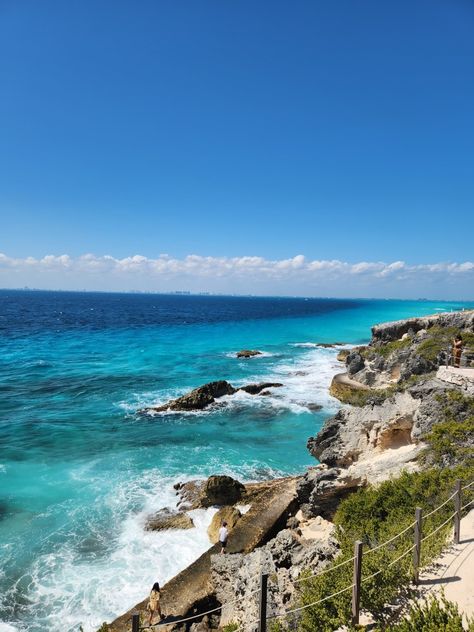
[1,291,472,632]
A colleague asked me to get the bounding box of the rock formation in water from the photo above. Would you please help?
[236,349,262,358]
[140,380,283,413]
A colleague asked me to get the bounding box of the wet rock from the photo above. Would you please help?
[236,349,262,358]
[141,380,236,413]
[306,403,323,412]
[239,382,283,395]
[207,506,241,543]
[200,475,245,507]
[145,508,195,531]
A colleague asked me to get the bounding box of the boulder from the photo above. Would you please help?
[207,506,241,543]
[236,349,262,358]
[239,382,283,395]
[145,508,195,531]
[200,475,245,507]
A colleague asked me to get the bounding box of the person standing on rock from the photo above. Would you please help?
[219,521,228,554]
[147,582,162,626]
[453,335,463,368]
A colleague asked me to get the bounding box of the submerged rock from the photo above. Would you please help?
[140,380,284,414]
[239,382,283,394]
[141,380,236,413]
[236,349,262,358]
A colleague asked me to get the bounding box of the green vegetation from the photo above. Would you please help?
[222,623,240,632]
[425,391,474,467]
[294,463,474,632]
[369,337,412,358]
[417,326,474,363]
[374,595,474,632]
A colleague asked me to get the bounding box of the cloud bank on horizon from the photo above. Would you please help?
[0,253,473,299]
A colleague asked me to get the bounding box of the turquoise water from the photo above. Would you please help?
[1,292,472,632]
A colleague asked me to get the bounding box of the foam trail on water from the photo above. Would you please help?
[18,471,217,632]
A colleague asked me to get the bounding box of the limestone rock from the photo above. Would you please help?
[308,390,420,467]
[145,508,194,531]
[236,349,262,358]
[200,475,245,507]
[210,526,338,627]
[371,310,474,343]
[207,506,241,543]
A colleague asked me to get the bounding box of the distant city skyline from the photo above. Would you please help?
[0,252,473,299]
[1,1,473,297]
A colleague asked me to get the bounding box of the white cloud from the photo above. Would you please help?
[0,252,473,299]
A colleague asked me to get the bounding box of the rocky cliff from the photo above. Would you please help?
[107,310,474,632]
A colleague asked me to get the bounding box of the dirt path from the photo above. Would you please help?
[416,509,474,620]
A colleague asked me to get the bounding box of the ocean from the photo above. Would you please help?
[1,291,472,632]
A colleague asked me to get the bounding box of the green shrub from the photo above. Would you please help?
[222,623,240,632]
[417,326,474,363]
[424,391,474,466]
[371,337,412,358]
[296,467,473,631]
[374,594,474,631]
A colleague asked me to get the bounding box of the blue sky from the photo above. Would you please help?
[1,1,473,296]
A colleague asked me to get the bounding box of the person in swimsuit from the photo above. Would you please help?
[147,582,162,626]
[453,335,463,368]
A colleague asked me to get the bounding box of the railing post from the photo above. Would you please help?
[258,572,268,632]
[413,507,423,584]
[351,540,363,625]
[131,613,140,632]
[454,479,462,544]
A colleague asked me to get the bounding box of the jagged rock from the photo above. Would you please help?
[141,380,236,413]
[317,342,347,348]
[347,352,365,375]
[145,508,195,531]
[239,382,283,394]
[140,380,284,414]
[308,390,420,467]
[371,310,474,343]
[176,480,204,510]
[200,475,245,507]
[190,615,210,632]
[211,526,337,627]
[236,349,262,358]
[337,349,350,362]
[399,355,433,381]
[207,506,241,543]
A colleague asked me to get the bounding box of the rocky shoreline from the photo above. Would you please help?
[107,309,474,632]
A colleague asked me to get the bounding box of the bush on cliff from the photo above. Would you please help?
[373,594,474,632]
[297,466,473,632]
[417,326,474,363]
[424,391,474,467]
